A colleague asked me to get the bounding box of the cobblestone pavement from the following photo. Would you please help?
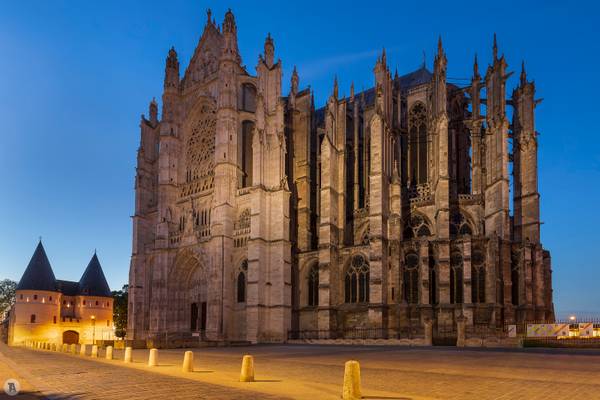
[0,344,285,399]
[3,344,600,399]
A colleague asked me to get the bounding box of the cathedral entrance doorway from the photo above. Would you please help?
[167,250,208,336]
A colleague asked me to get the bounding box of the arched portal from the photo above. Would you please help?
[62,330,79,344]
[167,251,208,334]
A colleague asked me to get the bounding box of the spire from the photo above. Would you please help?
[264,32,275,68]
[164,46,179,90]
[332,75,338,99]
[473,53,480,79]
[493,33,498,61]
[437,35,444,55]
[381,47,386,65]
[291,65,299,95]
[350,81,355,101]
[520,60,527,86]
[78,253,111,297]
[223,8,236,34]
[422,50,426,68]
[16,242,57,292]
[149,97,158,123]
[206,8,212,24]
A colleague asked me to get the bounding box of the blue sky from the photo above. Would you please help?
[0,1,598,317]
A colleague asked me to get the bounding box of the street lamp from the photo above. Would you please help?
[91,315,96,345]
[569,315,576,322]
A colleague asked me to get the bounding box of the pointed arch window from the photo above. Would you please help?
[307,263,319,306]
[428,250,438,305]
[450,211,473,237]
[239,121,254,188]
[403,252,419,304]
[403,213,432,240]
[344,255,369,303]
[239,83,257,113]
[511,252,520,306]
[409,102,428,185]
[471,250,486,303]
[237,260,248,303]
[450,251,464,304]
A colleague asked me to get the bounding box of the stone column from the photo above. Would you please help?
[456,315,467,347]
[423,318,433,346]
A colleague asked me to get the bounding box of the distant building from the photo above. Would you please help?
[128,9,554,344]
[8,242,114,345]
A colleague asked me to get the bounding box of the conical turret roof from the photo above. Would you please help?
[16,242,57,292]
[78,253,111,297]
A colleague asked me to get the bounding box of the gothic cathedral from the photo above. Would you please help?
[128,9,554,344]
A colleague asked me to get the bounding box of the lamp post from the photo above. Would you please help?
[91,315,96,345]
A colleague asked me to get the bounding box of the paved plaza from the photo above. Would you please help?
[2,343,600,399]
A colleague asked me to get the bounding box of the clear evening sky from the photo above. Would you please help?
[1,1,598,317]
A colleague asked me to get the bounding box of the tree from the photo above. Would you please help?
[0,280,17,321]
[112,284,128,339]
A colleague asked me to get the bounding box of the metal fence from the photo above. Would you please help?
[287,326,424,341]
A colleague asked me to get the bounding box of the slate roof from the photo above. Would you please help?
[16,242,57,292]
[78,254,112,297]
[56,280,80,296]
[16,243,112,297]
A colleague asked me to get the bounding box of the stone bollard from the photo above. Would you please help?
[80,344,87,356]
[124,346,133,363]
[342,360,362,400]
[182,351,194,372]
[51,343,56,351]
[62,344,68,352]
[105,346,113,360]
[70,344,77,354]
[239,355,255,382]
[148,348,158,367]
[424,318,433,346]
[91,345,98,358]
[456,315,467,347]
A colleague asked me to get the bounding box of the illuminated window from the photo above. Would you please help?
[30,314,36,323]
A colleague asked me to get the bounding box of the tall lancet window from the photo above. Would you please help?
[239,121,254,188]
[471,249,486,304]
[307,263,319,306]
[344,255,370,303]
[450,250,464,304]
[237,260,248,303]
[409,102,428,185]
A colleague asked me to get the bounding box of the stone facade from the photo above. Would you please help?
[128,10,554,344]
